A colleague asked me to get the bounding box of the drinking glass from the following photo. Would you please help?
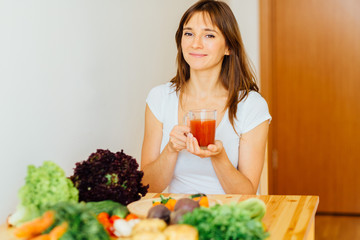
[185,109,216,149]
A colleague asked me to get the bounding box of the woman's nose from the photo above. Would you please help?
[191,36,203,49]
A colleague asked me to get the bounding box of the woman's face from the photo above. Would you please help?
[181,12,229,72]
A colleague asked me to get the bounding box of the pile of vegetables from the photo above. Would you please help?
[145,195,269,239]
[12,200,137,240]
[8,161,79,227]
[8,151,269,240]
[8,149,150,239]
[179,198,269,240]
[70,149,149,205]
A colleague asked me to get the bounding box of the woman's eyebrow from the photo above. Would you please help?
[183,27,218,33]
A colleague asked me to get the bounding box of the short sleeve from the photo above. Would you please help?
[146,84,166,123]
[239,92,272,133]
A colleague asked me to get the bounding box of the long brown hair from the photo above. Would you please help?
[170,0,259,131]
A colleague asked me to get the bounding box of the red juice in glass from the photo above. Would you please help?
[186,109,216,148]
[190,119,216,147]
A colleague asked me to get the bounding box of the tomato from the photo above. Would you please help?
[125,213,139,221]
[109,215,121,224]
[98,213,123,237]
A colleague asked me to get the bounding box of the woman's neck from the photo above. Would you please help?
[185,68,226,99]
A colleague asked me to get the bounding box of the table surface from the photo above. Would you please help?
[1,193,319,240]
[143,193,319,240]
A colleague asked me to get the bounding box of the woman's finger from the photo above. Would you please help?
[176,125,190,135]
[192,137,202,155]
[187,133,194,153]
[172,140,186,148]
[193,138,218,158]
[207,144,217,152]
[170,126,190,142]
[171,138,186,149]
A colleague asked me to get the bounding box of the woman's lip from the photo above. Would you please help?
[189,53,207,57]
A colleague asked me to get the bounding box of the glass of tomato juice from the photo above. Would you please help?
[186,109,216,149]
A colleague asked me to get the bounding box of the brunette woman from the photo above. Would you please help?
[141,0,271,194]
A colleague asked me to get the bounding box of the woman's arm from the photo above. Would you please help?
[186,120,269,194]
[141,104,189,192]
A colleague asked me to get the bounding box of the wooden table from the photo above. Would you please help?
[143,193,319,240]
[1,193,319,240]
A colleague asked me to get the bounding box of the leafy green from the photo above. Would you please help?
[8,161,79,226]
[42,201,110,240]
[86,200,129,218]
[236,198,266,221]
[179,198,269,240]
[70,149,148,205]
[159,194,174,204]
[190,193,207,199]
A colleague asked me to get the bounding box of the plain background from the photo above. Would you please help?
[0,0,259,222]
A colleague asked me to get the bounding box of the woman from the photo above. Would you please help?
[141,0,271,194]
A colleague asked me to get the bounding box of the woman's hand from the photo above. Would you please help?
[167,125,190,153]
[186,133,224,158]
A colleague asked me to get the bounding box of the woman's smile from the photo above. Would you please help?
[189,53,208,57]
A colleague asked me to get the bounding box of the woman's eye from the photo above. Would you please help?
[184,32,193,37]
[206,34,215,38]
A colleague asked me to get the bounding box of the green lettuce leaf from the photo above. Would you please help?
[180,198,269,240]
[9,161,79,226]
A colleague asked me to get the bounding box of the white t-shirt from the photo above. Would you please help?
[146,82,271,194]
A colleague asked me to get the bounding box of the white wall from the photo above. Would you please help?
[0,0,258,222]
[229,0,260,84]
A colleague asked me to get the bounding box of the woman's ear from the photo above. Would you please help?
[225,48,230,55]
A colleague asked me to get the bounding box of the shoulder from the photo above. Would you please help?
[146,82,177,122]
[236,91,271,133]
[147,82,176,97]
[241,91,267,105]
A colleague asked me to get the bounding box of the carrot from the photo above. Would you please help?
[29,234,51,240]
[49,222,68,240]
[200,196,209,207]
[193,196,209,207]
[97,212,111,229]
[152,201,161,206]
[164,198,177,211]
[13,211,55,238]
[29,221,68,240]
